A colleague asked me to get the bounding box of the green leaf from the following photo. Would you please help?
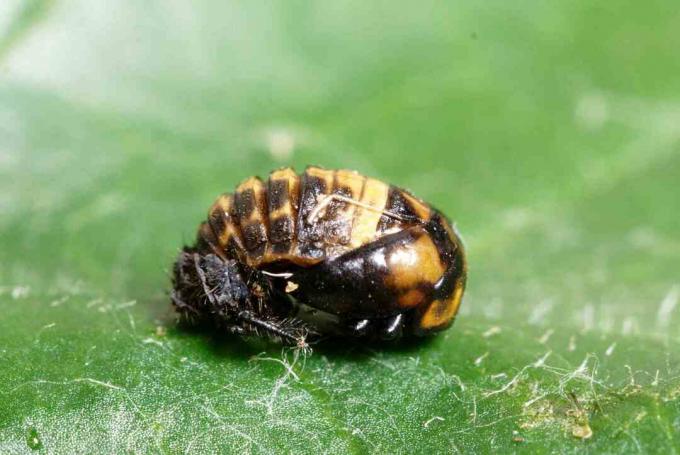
[2,1,680,453]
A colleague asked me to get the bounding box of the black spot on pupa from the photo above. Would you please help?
[270,216,294,243]
[268,179,289,211]
[242,222,267,251]
[235,188,256,220]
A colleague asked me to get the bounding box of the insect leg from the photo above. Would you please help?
[236,311,309,346]
[170,290,199,315]
[192,252,218,306]
[227,325,246,336]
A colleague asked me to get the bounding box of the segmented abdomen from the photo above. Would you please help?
[198,166,433,268]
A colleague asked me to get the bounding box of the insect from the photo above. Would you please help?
[172,166,467,346]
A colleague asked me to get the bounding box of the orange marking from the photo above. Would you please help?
[350,178,390,248]
[419,284,464,329]
[386,234,445,290]
[401,191,431,221]
[236,177,267,223]
[398,289,426,308]
[262,168,301,263]
[269,167,297,181]
[333,171,367,240]
[208,194,235,247]
[305,166,335,190]
[198,222,225,258]
[268,167,299,218]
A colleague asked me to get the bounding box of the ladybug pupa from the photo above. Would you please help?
[172,166,467,346]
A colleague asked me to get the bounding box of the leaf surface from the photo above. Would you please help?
[1,1,680,453]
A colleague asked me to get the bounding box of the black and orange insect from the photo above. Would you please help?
[172,166,467,346]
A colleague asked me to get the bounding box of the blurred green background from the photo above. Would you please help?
[1,1,679,453]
